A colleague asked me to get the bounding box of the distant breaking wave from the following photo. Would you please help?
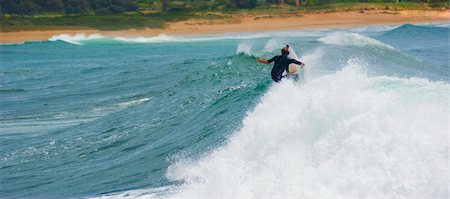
[318,32,395,49]
[48,32,324,45]
[44,26,394,45]
[49,33,105,45]
[1,23,444,46]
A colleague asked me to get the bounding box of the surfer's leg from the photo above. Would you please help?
[293,74,299,81]
[285,74,299,81]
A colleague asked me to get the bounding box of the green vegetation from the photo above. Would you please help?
[0,11,230,32]
[2,14,163,32]
[1,0,448,32]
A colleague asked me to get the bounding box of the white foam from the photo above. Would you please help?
[431,22,450,28]
[116,97,152,108]
[263,38,283,53]
[157,61,446,199]
[114,34,190,43]
[96,55,448,199]
[347,25,400,33]
[41,24,441,45]
[236,39,288,57]
[47,29,330,45]
[1,97,153,136]
[92,97,152,114]
[0,42,25,45]
[318,33,395,49]
[49,33,104,45]
[236,42,254,55]
[297,47,325,80]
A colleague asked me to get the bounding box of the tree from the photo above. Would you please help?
[0,0,41,16]
[90,0,110,10]
[109,4,125,13]
[229,0,257,8]
[63,0,90,14]
[124,2,139,12]
[34,0,65,12]
[1,0,21,15]
[112,0,138,11]
[161,0,168,11]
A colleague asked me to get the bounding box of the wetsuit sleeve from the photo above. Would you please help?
[291,59,303,65]
[268,56,278,64]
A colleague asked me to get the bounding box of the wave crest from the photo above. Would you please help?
[99,58,449,199]
[319,33,394,49]
[49,33,104,45]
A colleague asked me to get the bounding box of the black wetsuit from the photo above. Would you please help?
[268,55,303,82]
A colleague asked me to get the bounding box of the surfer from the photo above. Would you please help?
[257,45,305,82]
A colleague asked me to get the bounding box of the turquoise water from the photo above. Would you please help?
[1,24,449,198]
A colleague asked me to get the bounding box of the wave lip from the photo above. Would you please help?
[380,23,450,38]
[99,63,449,199]
[154,62,447,199]
[114,34,191,43]
[318,32,395,49]
[48,33,105,44]
[45,29,330,45]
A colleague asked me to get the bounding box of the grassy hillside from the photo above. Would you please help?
[1,11,228,32]
[1,2,448,32]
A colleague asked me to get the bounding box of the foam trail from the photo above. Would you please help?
[116,97,152,108]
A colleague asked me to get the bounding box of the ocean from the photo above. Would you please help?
[0,23,449,199]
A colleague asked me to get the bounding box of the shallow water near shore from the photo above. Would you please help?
[0,23,449,198]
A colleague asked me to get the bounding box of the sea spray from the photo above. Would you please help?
[236,42,255,56]
[264,38,285,53]
[159,61,449,199]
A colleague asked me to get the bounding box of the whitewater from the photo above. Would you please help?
[0,23,448,199]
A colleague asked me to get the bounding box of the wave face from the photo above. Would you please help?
[377,24,450,70]
[0,24,449,199]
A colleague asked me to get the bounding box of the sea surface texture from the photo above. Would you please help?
[1,24,449,199]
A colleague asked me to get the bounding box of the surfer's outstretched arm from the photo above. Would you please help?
[258,56,277,65]
[257,58,269,64]
[292,59,305,68]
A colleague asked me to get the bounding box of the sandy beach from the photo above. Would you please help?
[1,10,449,44]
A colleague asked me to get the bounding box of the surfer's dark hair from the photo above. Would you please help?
[281,47,289,55]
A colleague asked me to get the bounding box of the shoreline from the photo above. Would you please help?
[1,10,449,44]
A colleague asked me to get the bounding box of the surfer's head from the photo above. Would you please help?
[281,47,289,55]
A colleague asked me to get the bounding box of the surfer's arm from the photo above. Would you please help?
[293,60,305,68]
[257,58,269,64]
[257,56,277,64]
[258,56,277,65]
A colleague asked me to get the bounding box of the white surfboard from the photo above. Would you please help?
[282,45,301,76]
